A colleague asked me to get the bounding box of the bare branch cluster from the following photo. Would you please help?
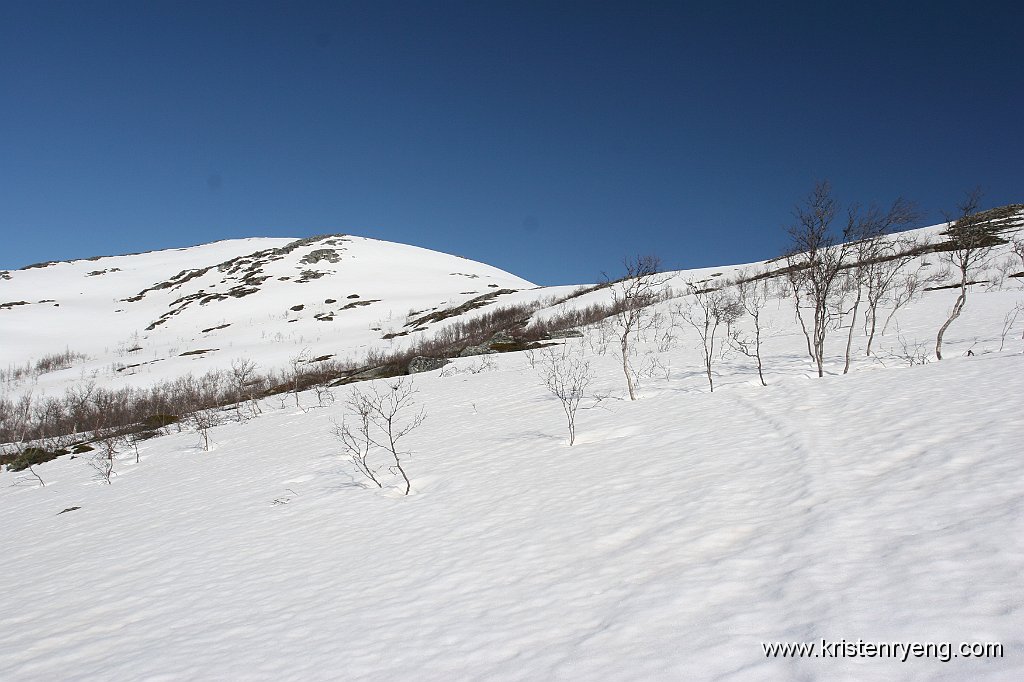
[333,377,425,495]
[607,255,671,400]
[679,283,737,392]
[729,269,772,386]
[536,344,593,445]
[785,181,921,375]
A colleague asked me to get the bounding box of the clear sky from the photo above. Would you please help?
[1,1,1021,285]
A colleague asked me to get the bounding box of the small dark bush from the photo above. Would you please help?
[5,446,66,471]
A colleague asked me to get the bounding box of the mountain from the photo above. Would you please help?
[1,234,536,393]
[1,220,1023,680]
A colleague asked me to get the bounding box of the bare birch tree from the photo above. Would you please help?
[537,344,592,446]
[229,357,262,419]
[863,236,926,356]
[91,429,125,483]
[0,394,46,485]
[288,348,311,411]
[185,407,222,451]
[785,182,917,375]
[333,377,425,495]
[729,271,771,386]
[608,255,669,400]
[935,190,1019,359]
[880,265,932,337]
[839,199,920,372]
[680,284,733,392]
[785,264,817,364]
[784,181,852,376]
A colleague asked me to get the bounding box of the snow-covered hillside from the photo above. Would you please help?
[0,234,535,392]
[2,221,1023,680]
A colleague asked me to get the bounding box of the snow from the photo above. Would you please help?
[0,234,535,392]
[1,227,1023,680]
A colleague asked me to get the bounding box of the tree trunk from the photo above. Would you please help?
[794,302,815,362]
[935,289,966,361]
[754,324,766,387]
[621,337,636,400]
[881,305,899,337]
[813,305,827,378]
[865,305,878,356]
[843,289,862,374]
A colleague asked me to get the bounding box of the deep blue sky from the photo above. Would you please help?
[1,1,1021,284]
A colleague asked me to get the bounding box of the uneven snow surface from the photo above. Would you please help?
[2,228,1023,680]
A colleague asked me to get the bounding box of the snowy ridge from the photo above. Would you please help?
[2,221,1023,680]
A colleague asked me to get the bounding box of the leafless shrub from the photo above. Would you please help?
[890,334,932,367]
[586,319,615,356]
[679,284,734,392]
[229,357,262,419]
[0,274,652,461]
[521,302,615,342]
[305,359,342,408]
[184,407,223,451]
[729,270,771,386]
[35,348,90,374]
[654,315,679,352]
[440,355,497,377]
[999,303,1023,351]
[125,431,143,463]
[840,202,921,372]
[332,377,425,495]
[0,348,89,385]
[987,255,1020,291]
[536,344,592,446]
[312,380,335,408]
[1013,237,1024,274]
[90,430,125,483]
[879,265,938,337]
[0,394,37,477]
[608,255,670,400]
[288,348,312,411]
[863,236,925,355]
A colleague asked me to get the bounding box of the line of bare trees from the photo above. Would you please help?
[783,181,922,377]
[5,189,1020,484]
[780,183,1023,371]
[0,293,613,481]
[0,353,357,480]
[0,348,90,386]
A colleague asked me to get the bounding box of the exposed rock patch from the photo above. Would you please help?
[407,356,451,374]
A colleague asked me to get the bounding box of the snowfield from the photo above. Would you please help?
[1,227,1023,680]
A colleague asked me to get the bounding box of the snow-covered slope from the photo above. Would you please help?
[2,224,1023,680]
[0,235,535,391]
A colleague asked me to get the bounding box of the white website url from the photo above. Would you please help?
[762,639,1003,663]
